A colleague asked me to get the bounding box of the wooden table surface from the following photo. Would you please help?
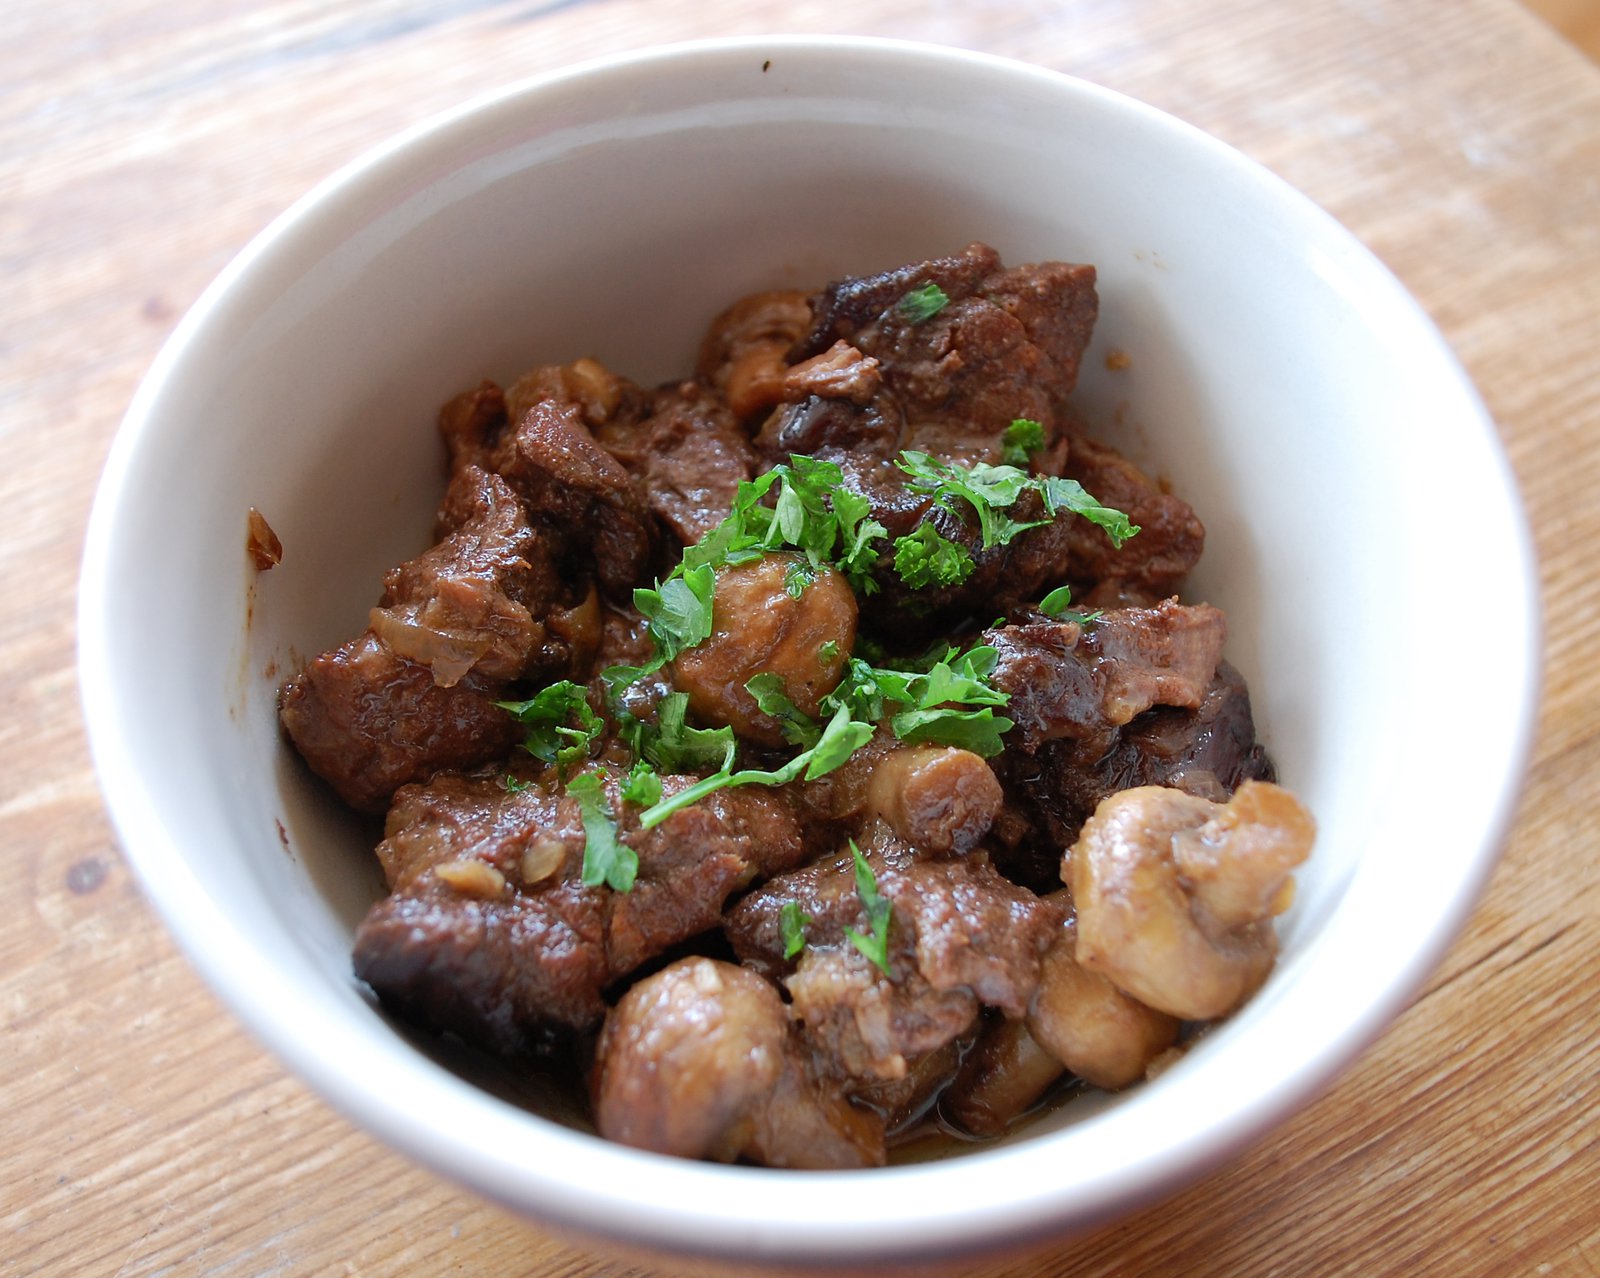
[5,1,1598,1274]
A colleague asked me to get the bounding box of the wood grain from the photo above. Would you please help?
[4,1,1598,1274]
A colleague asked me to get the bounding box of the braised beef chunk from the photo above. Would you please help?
[1105,660,1276,797]
[279,245,1305,1168]
[1061,432,1205,604]
[1081,600,1228,722]
[986,600,1228,749]
[373,770,577,891]
[279,467,566,812]
[794,242,1097,443]
[352,771,809,1046]
[748,245,1104,635]
[279,634,520,814]
[593,382,757,547]
[794,244,1000,361]
[354,881,609,1052]
[492,397,655,598]
[605,778,810,975]
[787,947,980,1082]
[755,392,905,462]
[727,833,1059,1031]
[725,843,885,974]
[892,856,1063,1017]
[758,843,1055,1084]
[753,246,1103,633]
[1000,661,1276,850]
[437,380,509,477]
[373,466,558,686]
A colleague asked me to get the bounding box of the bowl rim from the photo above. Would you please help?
[77,33,1543,1265]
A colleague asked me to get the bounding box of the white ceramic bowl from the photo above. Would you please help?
[79,36,1539,1266]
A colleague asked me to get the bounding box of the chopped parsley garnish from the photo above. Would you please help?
[889,702,1012,756]
[665,456,888,597]
[620,759,662,807]
[783,557,818,598]
[892,521,974,589]
[496,681,603,770]
[501,774,533,794]
[899,452,1044,550]
[633,691,736,774]
[843,840,892,975]
[1038,585,1074,616]
[635,563,716,664]
[567,771,637,893]
[721,640,1019,763]
[1001,418,1046,466]
[606,451,1135,705]
[896,282,950,324]
[1038,584,1103,625]
[588,447,1131,835]
[1035,474,1141,548]
[815,643,1015,758]
[636,704,874,830]
[780,901,811,959]
[744,673,821,748]
[899,451,1140,552]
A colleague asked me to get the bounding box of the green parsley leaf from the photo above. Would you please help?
[678,471,780,577]
[639,691,737,774]
[761,456,846,568]
[890,705,1013,757]
[1002,418,1046,466]
[843,839,893,976]
[898,451,1044,550]
[745,673,821,748]
[1037,584,1103,625]
[821,644,1015,758]
[1037,475,1141,549]
[620,760,662,807]
[780,901,811,960]
[496,681,603,770]
[805,703,876,777]
[831,485,887,593]
[636,704,873,830]
[773,478,808,545]
[1038,585,1075,616]
[783,557,818,599]
[597,663,650,704]
[817,639,840,665]
[915,644,1007,705]
[820,656,890,724]
[899,451,1139,556]
[635,562,717,663]
[892,521,975,589]
[502,774,533,794]
[897,282,950,324]
[567,771,637,893]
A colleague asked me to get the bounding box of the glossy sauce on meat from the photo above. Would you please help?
[278,243,1314,1167]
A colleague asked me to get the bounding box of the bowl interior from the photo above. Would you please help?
[80,37,1537,1263]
